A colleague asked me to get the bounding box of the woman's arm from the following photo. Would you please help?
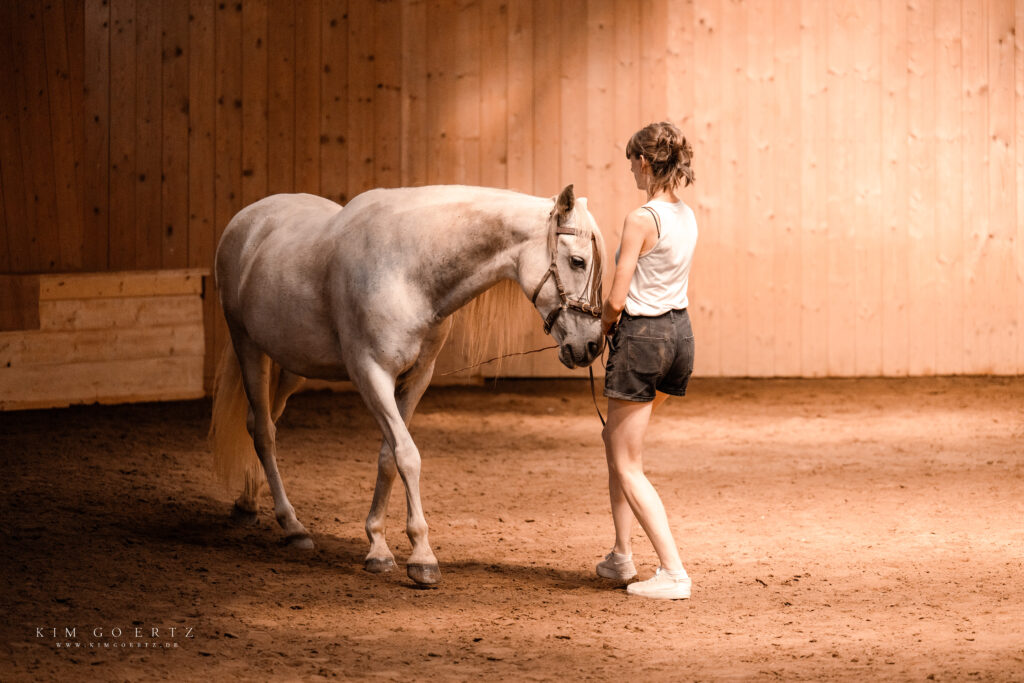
[601,209,658,335]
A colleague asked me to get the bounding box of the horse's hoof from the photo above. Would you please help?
[285,534,314,550]
[407,563,441,585]
[230,504,259,526]
[364,557,396,574]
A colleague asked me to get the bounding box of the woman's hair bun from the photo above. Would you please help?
[626,121,694,190]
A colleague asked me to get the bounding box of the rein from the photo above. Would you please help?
[437,343,606,426]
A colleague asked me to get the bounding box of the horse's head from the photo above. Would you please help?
[528,184,606,369]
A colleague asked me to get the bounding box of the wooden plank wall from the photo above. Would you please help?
[1,0,1022,380]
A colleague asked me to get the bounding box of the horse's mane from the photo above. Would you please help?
[451,197,606,377]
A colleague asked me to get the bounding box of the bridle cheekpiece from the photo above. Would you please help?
[529,211,603,335]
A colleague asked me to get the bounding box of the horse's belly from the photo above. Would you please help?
[244,302,349,380]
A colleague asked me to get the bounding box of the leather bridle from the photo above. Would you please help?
[529,215,603,335]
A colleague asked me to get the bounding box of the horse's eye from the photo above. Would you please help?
[570,256,586,269]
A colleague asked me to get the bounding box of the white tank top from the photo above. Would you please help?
[616,199,698,317]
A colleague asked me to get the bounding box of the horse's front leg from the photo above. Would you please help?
[354,360,442,585]
[361,322,451,581]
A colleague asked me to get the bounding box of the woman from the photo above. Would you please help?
[597,121,697,600]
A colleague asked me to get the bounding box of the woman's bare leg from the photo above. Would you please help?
[602,396,683,572]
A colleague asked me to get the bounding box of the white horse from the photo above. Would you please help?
[210,184,606,585]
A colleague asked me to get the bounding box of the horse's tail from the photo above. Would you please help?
[209,342,264,492]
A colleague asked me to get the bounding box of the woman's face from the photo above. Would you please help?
[630,155,648,191]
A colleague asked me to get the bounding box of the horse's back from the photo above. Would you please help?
[216,193,350,377]
[218,193,341,257]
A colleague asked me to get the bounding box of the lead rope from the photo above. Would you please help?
[437,345,559,377]
[439,344,608,427]
[589,364,605,427]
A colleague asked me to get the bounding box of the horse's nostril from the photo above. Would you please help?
[565,344,575,361]
[587,341,599,358]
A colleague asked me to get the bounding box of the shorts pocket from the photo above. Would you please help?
[625,335,669,376]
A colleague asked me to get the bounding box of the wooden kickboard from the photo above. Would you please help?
[0,269,208,410]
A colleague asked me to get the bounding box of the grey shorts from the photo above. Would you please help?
[603,308,694,403]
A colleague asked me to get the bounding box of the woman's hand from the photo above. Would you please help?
[601,299,621,336]
[602,313,618,337]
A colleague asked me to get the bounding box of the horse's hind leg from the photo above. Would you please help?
[234,339,313,549]
[231,471,263,526]
[232,369,305,526]
[271,369,305,423]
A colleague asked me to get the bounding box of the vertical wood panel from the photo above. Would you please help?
[800,0,828,377]
[42,0,85,270]
[400,0,427,188]
[161,0,189,268]
[0,164,7,273]
[266,0,295,195]
[746,0,775,376]
[15,1,61,271]
[321,0,349,202]
[638,0,668,124]
[612,0,640,241]
[559,0,586,192]
[214,0,242,364]
[586,0,616,248]
[454,0,480,186]
[294,0,321,193]
[506,0,533,194]
[827,0,858,376]
[82,0,110,271]
[348,0,375,194]
[134,0,162,269]
[854,0,882,376]
[692,0,721,375]
[480,0,508,190]
[773,0,801,377]
[881,0,909,376]
[0,1,30,272]
[375,0,402,189]
[935,0,963,374]
[533,0,560,196]
[907,0,937,375]
[63,1,87,266]
[719,0,748,375]
[1018,0,1024,373]
[988,0,1016,373]
[108,0,137,269]
[962,0,989,372]
[241,0,269,206]
[187,0,217,387]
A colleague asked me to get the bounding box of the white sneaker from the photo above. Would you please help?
[626,567,691,599]
[596,551,637,581]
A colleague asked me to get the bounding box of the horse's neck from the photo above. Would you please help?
[429,198,547,320]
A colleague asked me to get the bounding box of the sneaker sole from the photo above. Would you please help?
[626,584,691,600]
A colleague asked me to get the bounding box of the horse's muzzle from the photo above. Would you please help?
[561,339,603,368]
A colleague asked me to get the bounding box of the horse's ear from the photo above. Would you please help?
[555,184,574,218]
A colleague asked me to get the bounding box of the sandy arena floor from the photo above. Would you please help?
[1,377,1022,681]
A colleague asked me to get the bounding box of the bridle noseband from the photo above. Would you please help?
[529,218,603,335]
